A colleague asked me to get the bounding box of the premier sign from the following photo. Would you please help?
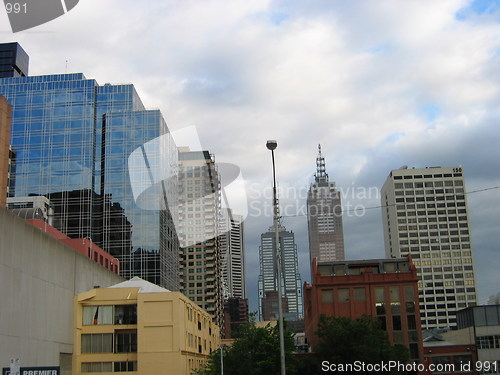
[2,367,59,375]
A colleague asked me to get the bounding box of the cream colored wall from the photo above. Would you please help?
[74,287,220,375]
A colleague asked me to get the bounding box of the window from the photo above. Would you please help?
[83,306,113,325]
[354,288,366,302]
[81,362,112,373]
[321,289,333,303]
[115,330,137,353]
[114,361,138,372]
[338,288,350,302]
[81,334,113,353]
[115,305,137,325]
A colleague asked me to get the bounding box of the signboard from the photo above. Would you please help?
[2,368,59,375]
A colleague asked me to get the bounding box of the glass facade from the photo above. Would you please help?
[0,43,29,78]
[0,73,179,290]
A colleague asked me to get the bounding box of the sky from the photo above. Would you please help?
[1,0,500,314]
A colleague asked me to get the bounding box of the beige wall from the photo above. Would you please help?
[0,206,123,373]
[74,286,220,375]
[0,95,11,207]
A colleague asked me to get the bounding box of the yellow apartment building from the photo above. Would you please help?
[73,277,220,375]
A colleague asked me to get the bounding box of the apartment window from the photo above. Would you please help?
[81,334,113,353]
[83,306,113,325]
[115,330,137,353]
[81,362,112,373]
[115,305,137,325]
[322,289,333,303]
[354,288,366,302]
[338,288,350,302]
[114,362,138,372]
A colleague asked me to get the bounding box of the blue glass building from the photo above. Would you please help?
[0,64,179,290]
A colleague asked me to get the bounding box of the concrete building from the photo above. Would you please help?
[73,277,220,375]
[0,95,11,207]
[381,166,478,330]
[220,211,245,299]
[258,225,303,321]
[0,205,123,373]
[304,257,423,362]
[178,149,224,328]
[442,305,500,372]
[307,144,345,272]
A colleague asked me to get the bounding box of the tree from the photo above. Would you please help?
[315,315,409,374]
[197,322,296,375]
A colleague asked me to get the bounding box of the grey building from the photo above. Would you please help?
[220,210,245,299]
[307,144,345,275]
[178,148,224,328]
[0,42,29,78]
[258,225,303,321]
[381,166,478,330]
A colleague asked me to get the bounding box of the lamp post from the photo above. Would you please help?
[266,140,286,375]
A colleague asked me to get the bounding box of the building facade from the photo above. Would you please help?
[258,225,303,321]
[73,277,220,375]
[0,206,123,374]
[220,211,245,299]
[381,166,478,330]
[307,145,345,274]
[442,305,500,372]
[223,297,249,339]
[303,257,423,362]
[0,95,11,207]
[0,45,179,290]
[0,42,29,78]
[178,149,224,328]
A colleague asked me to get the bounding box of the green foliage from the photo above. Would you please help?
[315,315,410,374]
[196,322,296,375]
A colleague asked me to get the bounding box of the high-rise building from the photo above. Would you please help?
[220,210,245,299]
[0,95,11,207]
[0,42,29,78]
[307,145,345,274]
[178,148,224,328]
[381,166,478,330]
[0,43,179,290]
[258,225,303,321]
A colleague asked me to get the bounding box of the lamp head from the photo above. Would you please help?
[266,140,277,151]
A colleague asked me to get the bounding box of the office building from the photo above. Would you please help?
[258,225,303,321]
[178,148,224,328]
[223,297,249,338]
[304,257,423,362]
[0,43,179,290]
[0,95,11,207]
[381,166,478,330]
[220,211,246,299]
[0,42,29,78]
[442,305,500,367]
[73,277,220,375]
[307,145,345,274]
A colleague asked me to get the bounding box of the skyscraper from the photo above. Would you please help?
[307,144,345,273]
[0,44,179,290]
[0,95,11,207]
[178,148,224,327]
[0,42,28,78]
[258,225,303,321]
[381,166,478,330]
[220,210,245,299]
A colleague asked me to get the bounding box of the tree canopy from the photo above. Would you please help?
[196,322,296,375]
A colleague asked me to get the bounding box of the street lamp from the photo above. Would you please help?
[266,140,286,375]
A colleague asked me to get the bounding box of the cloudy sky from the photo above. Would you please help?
[1,0,500,313]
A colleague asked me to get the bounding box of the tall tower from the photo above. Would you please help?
[258,225,303,321]
[0,43,180,290]
[178,148,224,328]
[307,145,345,273]
[381,166,478,330]
[0,42,29,78]
[220,210,245,299]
